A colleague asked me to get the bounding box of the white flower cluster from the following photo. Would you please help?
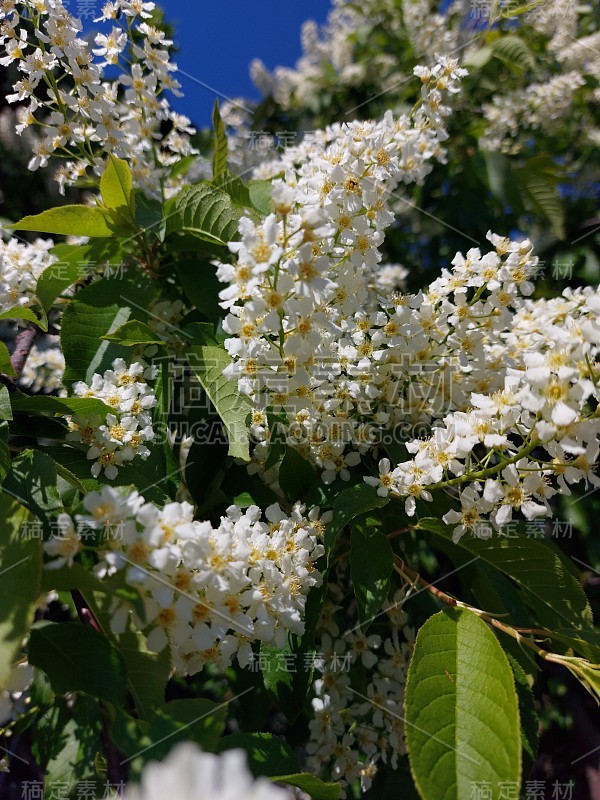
[123,743,292,800]
[481,72,586,154]
[0,0,196,194]
[249,0,459,112]
[366,267,600,540]
[217,59,467,485]
[0,233,55,315]
[46,486,326,675]
[18,336,65,394]
[67,358,157,479]
[306,580,414,793]
[0,661,33,725]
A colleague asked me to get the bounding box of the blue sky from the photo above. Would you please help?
[156,0,332,127]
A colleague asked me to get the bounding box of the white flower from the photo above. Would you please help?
[123,743,292,800]
[364,458,395,497]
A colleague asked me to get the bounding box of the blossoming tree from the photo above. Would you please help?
[0,2,598,799]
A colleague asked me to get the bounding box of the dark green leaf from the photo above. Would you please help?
[216,732,300,777]
[0,496,42,691]
[325,484,389,561]
[29,621,128,705]
[350,518,393,624]
[187,344,251,460]
[279,447,316,500]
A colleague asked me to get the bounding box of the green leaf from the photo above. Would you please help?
[552,628,600,663]
[405,608,521,800]
[4,450,62,529]
[176,258,223,320]
[216,732,300,777]
[279,447,316,500]
[248,179,273,215]
[0,496,42,692]
[492,35,536,72]
[12,205,116,238]
[36,241,121,311]
[114,621,172,720]
[187,344,251,460]
[0,422,9,481]
[261,636,313,723]
[212,100,229,181]
[11,394,111,418]
[166,183,240,246]
[418,518,593,631]
[0,304,48,330]
[463,45,493,70]
[272,774,341,799]
[61,274,153,383]
[216,170,253,208]
[102,320,165,347]
[42,698,104,794]
[325,484,389,561]
[350,518,393,624]
[0,341,15,376]
[515,156,565,240]
[28,621,128,706]
[40,563,107,596]
[506,654,538,780]
[147,698,227,758]
[0,385,13,420]
[100,155,135,217]
[135,192,166,242]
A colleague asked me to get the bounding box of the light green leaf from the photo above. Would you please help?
[248,179,273,215]
[187,344,251,460]
[12,205,116,238]
[100,155,135,217]
[212,100,229,182]
[0,386,12,421]
[405,608,521,800]
[350,518,393,624]
[29,621,128,706]
[0,305,48,330]
[0,341,15,376]
[0,495,42,692]
[463,45,493,69]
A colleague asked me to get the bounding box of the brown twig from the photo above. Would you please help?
[0,322,41,392]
